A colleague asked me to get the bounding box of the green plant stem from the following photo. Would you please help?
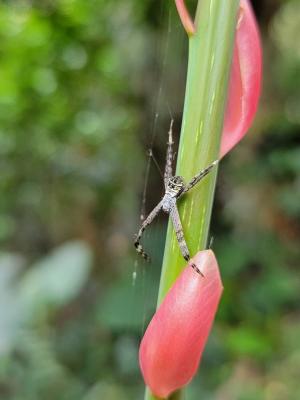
[144,1,239,399]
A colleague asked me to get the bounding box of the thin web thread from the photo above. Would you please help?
[132,7,176,338]
[132,6,186,338]
[134,6,173,271]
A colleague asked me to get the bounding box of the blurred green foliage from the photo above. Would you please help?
[0,0,299,399]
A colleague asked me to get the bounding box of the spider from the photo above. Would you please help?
[134,120,218,276]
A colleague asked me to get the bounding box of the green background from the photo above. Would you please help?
[0,1,299,399]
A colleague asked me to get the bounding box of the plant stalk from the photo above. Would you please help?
[144,1,239,399]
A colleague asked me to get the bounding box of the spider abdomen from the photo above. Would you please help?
[162,194,176,213]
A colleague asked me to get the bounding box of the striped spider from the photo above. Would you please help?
[134,121,218,275]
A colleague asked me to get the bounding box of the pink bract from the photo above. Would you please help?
[221,0,262,157]
[139,250,223,398]
[174,0,195,36]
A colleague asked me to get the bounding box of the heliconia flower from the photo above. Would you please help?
[174,0,195,36]
[139,250,223,398]
[175,0,262,158]
[220,0,262,157]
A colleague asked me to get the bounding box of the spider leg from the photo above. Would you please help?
[183,159,219,194]
[134,201,163,261]
[170,205,204,277]
[164,119,174,189]
[170,205,190,261]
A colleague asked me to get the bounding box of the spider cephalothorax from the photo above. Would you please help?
[134,120,218,274]
[166,176,185,197]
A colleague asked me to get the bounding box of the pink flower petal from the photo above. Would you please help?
[221,0,262,157]
[174,0,195,36]
[139,250,223,398]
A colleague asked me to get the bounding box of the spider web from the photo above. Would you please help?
[131,4,186,335]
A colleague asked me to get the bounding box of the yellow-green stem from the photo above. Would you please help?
[144,1,239,399]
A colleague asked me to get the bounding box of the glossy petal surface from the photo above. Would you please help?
[221,0,262,157]
[139,250,223,398]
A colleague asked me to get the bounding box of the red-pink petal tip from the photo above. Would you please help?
[175,0,196,36]
[221,0,262,157]
[139,250,223,398]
